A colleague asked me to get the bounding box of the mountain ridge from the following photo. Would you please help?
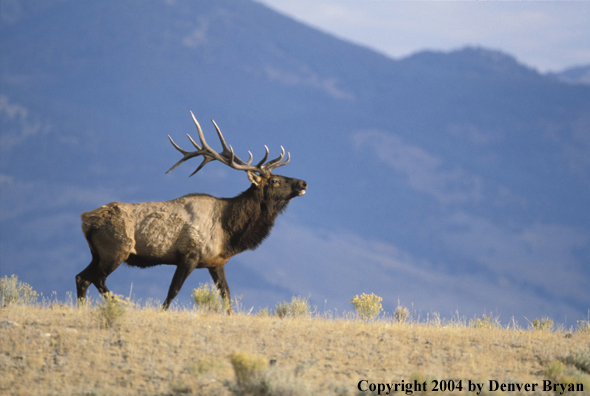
[550,65,590,85]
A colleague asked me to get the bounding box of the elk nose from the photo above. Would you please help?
[296,180,307,196]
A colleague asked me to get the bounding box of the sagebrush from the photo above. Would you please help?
[227,351,313,396]
[275,296,310,318]
[470,312,500,329]
[394,305,410,323]
[0,274,38,305]
[350,293,382,321]
[94,292,127,329]
[192,282,230,313]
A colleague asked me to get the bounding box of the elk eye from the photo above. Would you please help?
[272,179,280,185]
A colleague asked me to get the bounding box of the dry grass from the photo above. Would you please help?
[1,302,589,396]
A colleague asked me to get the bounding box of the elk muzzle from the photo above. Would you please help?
[296,180,308,196]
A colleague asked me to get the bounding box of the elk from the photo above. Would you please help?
[76,112,307,312]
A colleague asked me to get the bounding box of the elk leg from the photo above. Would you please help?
[162,263,196,310]
[208,266,233,315]
[77,229,130,302]
[93,277,111,295]
[76,257,97,301]
[76,257,122,301]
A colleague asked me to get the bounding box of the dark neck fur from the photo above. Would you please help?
[221,184,286,257]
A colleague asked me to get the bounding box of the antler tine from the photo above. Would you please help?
[210,119,232,156]
[188,157,215,177]
[263,146,288,167]
[190,111,214,153]
[263,149,290,173]
[165,135,202,174]
[268,146,286,164]
[255,145,270,168]
[186,134,201,150]
[168,135,187,154]
[184,132,213,175]
[212,119,253,166]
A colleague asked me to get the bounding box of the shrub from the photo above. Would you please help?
[227,353,311,396]
[0,274,38,305]
[287,296,311,318]
[94,292,127,329]
[577,320,590,334]
[545,361,564,380]
[394,305,410,323]
[192,283,229,313]
[275,296,310,319]
[230,352,268,386]
[546,359,590,392]
[275,302,290,319]
[531,317,554,332]
[350,293,382,322]
[470,312,499,329]
[257,307,271,317]
[563,351,590,374]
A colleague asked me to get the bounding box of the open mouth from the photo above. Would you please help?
[295,185,307,196]
[294,181,308,197]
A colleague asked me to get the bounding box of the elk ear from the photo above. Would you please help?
[247,171,263,186]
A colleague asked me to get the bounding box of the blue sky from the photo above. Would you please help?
[256,0,590,72]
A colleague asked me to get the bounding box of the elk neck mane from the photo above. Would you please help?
[221,183,287,256]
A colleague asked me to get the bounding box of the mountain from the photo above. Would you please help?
[1,0,589,323]
[550,65,590,85]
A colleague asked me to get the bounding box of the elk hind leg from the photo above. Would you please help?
[77,229,131,302]
[208,266,232,314]
[76,251,98,301]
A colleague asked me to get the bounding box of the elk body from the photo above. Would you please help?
[76,112,307,312]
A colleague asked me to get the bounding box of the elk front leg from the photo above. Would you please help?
[208,266,233,315]
[162,261,196,310]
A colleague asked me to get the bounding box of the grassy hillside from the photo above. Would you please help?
[1,297,589,396]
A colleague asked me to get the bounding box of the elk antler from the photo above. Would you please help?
[166,111,290,176]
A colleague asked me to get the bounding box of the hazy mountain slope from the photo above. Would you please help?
[550,65,590,85]
[1,0,588,322]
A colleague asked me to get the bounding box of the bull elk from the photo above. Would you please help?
[76,112,307,312]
